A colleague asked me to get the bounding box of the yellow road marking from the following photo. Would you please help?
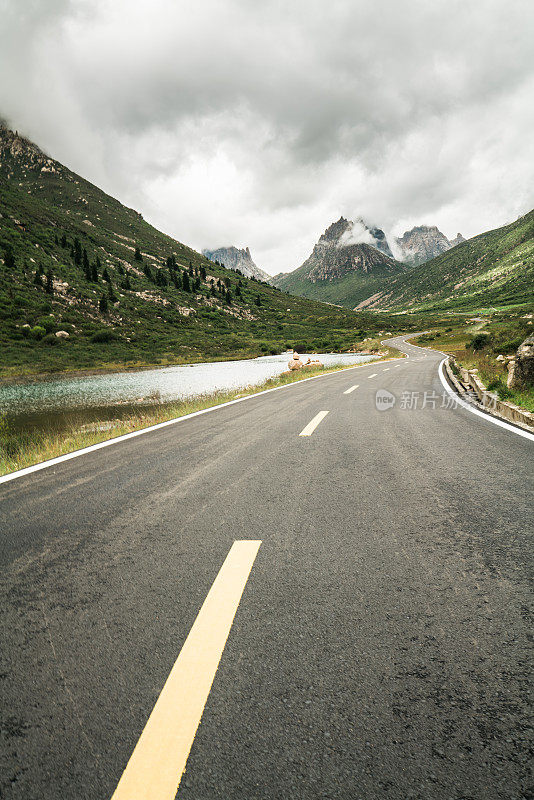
[299,410,329,436]
[367,373,378,379]
[343,384,359,395]
[110,540,261,800]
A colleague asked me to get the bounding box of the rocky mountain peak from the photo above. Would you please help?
[202,245,270,282]
[395,225,454,266]
[0,123,61,176]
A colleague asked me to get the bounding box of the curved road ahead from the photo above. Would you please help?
[1,337,532,800]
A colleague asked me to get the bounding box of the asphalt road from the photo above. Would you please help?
[1,337,532,800]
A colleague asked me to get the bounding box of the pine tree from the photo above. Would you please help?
[255,294,261,306]
[193,277,201,291]
[225,289,232,304]
[33,267,43,286]
[102,267,111,283]
[61,233,67,248]
[99,294,108,313]
[82,249,90,279]
[54,234,59,245]
[200,265,206,281]
[134,246,142,261]
[3,247,15,270]
[235,285,241,298]
[91,263,99,282]
[172,273,182,290]
[45,269,54,295]
[122,274,132,291]
[96,255,102,271]
[73,237,82,265]
[155,269,167,287]
[108,282,117,303]
[182,271,191,292]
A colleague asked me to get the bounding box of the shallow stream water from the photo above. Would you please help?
[0,352,378,433]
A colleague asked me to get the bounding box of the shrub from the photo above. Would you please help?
[37,315,56,333]
[492,336,524,354]
[486,378,514,399]
[29,325,46,340]
[91,329,117,343]
[469,333,490,351]
[42,333,61,346]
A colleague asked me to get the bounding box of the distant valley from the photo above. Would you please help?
[0,124,413,378]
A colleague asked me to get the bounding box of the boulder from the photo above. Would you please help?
[287,351,303,370]
[507,335,534,388]
[496,354,506,362]
[55,330,69,338]
[288,358,303,371]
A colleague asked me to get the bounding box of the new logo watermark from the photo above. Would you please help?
[375,389,396,411]
[375,388,498,412]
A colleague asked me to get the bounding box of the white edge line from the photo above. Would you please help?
[0,358,405,486]
[438,359,534,442]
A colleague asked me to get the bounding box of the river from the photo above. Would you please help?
[0,351,378,433]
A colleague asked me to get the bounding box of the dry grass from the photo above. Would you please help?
[0,356,399,477]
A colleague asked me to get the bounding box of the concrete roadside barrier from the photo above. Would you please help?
[445,356,534,432]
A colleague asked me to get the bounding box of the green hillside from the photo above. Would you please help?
[271,216,406,308]
[0,125,415,378]
[274,264,405,309]
[355,211,534,313]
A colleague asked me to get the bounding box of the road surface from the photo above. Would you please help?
[1,337,532,799]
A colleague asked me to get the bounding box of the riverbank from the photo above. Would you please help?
[0,352,400,477]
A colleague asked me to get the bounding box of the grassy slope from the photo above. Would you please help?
[0,128,417,378]
[272,265,406,309]
[272,240,406,309]
[357,211,534,312]
[413,313,534,411]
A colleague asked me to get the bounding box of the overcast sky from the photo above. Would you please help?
[1,0,533,275]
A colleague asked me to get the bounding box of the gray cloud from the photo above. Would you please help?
[1,0,533,273]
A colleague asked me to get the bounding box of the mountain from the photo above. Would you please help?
[395,225,463,266]
[271,217,405,308]
[0,123,413,377]
[202,245,270,282]
[355,211,534,312]
[450,233,466,248]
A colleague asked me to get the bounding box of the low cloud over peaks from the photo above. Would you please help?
[1,0,533,274]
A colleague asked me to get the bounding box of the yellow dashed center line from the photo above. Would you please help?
[110,540,261,800]
[299,410,329,436]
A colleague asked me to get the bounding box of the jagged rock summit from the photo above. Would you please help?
[0,123,63,177]
[202,245,270,282]
[273,216,401,288]
[395,225,465,266]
